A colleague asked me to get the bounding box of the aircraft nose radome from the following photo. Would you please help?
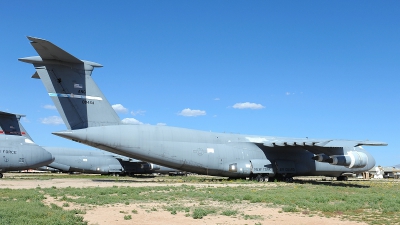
[42,149,55,165]
[368,154,376,169]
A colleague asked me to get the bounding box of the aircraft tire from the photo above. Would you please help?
[337,176,348,181]
[285,177,293,183]
[0,173,3,178]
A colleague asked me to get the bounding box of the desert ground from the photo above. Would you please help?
[0,173,367,225]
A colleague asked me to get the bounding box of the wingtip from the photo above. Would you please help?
[26,36,47,42]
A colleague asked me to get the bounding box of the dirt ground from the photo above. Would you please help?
[0,173,367,225]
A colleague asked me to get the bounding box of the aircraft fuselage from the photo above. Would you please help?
[54,124,376,178]
[0,135,54,173]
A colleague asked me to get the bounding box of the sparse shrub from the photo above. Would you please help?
[192,207,216,219]
[221,209,238,216]
[282,205,298,212]
[124,215,132,220]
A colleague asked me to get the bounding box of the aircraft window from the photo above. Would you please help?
[19,158,25,163]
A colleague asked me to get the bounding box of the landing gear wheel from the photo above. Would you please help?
[285,177,293,183]
[256,174,264,182]
[0,173,3,178]
[337,176,348,181]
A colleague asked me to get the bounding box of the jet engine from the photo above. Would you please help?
[140,163,160,171]
[311,154,330,162]
[328,151,368,168]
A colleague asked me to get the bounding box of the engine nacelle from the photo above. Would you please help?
[140,163,160,170]
[312,154,330,162]
[329,151,368,168]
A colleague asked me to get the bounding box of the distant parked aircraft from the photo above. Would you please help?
[39,146,179,176]
[0,111,54,178]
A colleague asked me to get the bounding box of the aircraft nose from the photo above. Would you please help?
[37,147,55,165]
[366,151,376,170]
[44,150,55,164]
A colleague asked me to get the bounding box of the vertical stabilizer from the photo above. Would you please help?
[0,111,32,140]
[19,37,121,130]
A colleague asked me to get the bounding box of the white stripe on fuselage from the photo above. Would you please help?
[49,93,103,101]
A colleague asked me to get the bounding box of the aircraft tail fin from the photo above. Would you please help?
[19,37,121,130]
[0,111,32,140]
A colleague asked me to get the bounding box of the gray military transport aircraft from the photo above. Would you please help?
[0,111,54,178]
[19,37,387,182]
[39,147,180,176]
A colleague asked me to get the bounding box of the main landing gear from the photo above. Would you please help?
[254,174,269,182]
[251,174,294,183]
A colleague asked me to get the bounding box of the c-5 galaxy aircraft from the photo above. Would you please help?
[0,111,54,178]
[19,37,387,182]
[39,147,180,176]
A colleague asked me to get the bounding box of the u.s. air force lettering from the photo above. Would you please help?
[2,150,17,154]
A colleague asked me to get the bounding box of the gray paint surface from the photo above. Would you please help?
[41,146,179,175]
[0,111,54,177]
[19,37,387,180]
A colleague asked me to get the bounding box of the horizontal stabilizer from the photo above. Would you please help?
[27,36,82,63]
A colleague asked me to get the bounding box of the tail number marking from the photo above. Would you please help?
[82,100,95,104]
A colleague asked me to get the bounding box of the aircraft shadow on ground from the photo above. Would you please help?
[91,176,165,183]
[92,179,158,183]
[294,180,370,188]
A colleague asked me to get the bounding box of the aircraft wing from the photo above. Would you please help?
[112,155,141,163]
[26,36,82,63]
[260,138,387,148]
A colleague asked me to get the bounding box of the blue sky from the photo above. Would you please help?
[1,1,399,166]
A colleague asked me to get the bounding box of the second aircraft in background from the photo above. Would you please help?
[39,147,180,176]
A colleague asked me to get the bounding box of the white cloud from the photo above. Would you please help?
[156,123,166,126]
[131,110,146,116]
[112,104,128,113]
[40,116,64,125]
[121,118,143,125]
[43,104,56,110]
[214,98,220,101]
[178,108,206,117]
[232,102,265,110]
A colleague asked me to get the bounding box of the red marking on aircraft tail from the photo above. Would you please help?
[0,131,3,134]
[21,132,26,135]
